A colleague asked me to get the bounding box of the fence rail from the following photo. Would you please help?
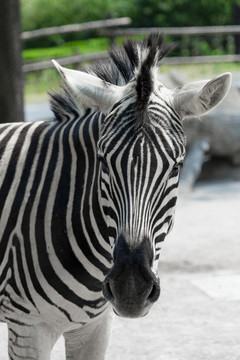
[165,54,240,65]
[23,53,240,73]
[22,23,240,72]
[21,17,131,40]
[23,52,109,72]
[100,25,240,37]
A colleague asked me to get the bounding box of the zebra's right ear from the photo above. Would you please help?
[52,60,125,114]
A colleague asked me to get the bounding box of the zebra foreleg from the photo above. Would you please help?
[64,309,113,360]
[7,322,60,360]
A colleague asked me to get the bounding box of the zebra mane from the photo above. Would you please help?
[50,33,174,122]
[88,33,174,116]
[89,33,174,86]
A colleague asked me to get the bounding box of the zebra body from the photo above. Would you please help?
[0,34,231,359]
[0,115,113,358]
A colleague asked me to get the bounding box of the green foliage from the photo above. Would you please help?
[21,0,233,32]
[21,0,112,30]
[125,0,232,27]
[21,0,236,58]
[23,38,110,61]
[21,0,238,101]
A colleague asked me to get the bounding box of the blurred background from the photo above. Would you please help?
[0,0,238,197]
[1,0,240,105]
[21,0,240,103]
[0,1,240,359]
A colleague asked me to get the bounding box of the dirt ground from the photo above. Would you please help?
[107,179,240,360]
[0,179,240,359]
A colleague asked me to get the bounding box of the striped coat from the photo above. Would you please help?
[0,34,231,359]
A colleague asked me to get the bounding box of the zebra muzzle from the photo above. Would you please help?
[102,267,160,318]
[102,236,161,318]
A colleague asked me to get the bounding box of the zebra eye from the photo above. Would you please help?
[98,154,109,171]
[176,160,184,169]
[171,160,183,174]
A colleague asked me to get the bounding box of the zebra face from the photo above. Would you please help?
[52,33,231,318]
[98,91,186,317]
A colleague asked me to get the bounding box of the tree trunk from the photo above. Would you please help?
[0,0,24,123]
[233,1,240,54]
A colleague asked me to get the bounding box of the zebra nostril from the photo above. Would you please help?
[102,280,114,302]
[147,283,160,303]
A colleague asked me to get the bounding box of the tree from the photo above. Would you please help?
[233,0,240,54]
[0,0,24,123]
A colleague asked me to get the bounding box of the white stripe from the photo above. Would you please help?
[0,122,42,240]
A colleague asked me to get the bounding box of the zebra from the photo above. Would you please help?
[0,33,231,360]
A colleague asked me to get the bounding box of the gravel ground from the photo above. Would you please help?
[0,180,240,359]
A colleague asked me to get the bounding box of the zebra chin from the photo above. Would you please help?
[103,286,160,319]
[102,236,161,318]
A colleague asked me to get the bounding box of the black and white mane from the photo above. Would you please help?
[50,33,174,122]
[88,33,174,85]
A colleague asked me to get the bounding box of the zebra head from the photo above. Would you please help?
[53,34,231,318]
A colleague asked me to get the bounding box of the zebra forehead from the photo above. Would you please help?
[99,96,185,154]
[99,125,185,171]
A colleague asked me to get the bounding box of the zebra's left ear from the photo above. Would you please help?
[172,72,232,119]
[52,60,125,114]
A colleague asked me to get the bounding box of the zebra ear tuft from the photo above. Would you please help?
[173,72,232,119]
[52,60,124,114]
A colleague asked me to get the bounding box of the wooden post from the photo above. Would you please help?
[233,1,240,54]
[0,0,24,123]
[109,32,116,48]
